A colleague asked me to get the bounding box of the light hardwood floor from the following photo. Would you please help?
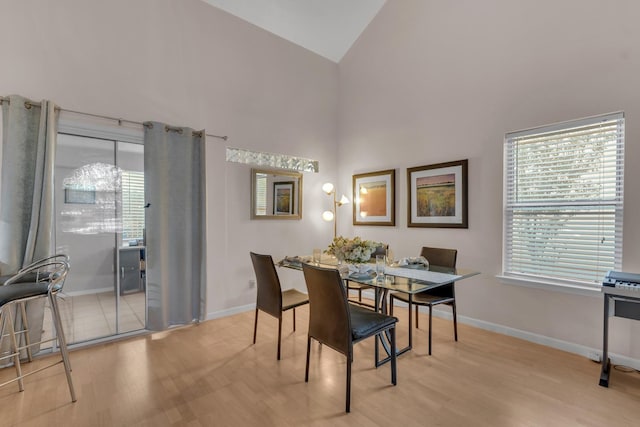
[1,303,639,426]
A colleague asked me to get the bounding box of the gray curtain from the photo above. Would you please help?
[144,121,206,330]
[0,94,58,354]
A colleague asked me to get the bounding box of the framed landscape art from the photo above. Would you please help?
[352,169,395,226]
[407,159,468,228]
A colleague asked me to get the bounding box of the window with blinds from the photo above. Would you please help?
[503,112,624,285]
[121,171,145,241]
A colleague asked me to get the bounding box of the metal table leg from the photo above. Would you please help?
[375,287,413,367]
[599,293,611,387]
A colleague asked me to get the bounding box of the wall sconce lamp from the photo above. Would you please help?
[322,182,349,239]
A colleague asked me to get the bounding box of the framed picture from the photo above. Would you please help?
[273,181,294,215]
[64,188,96,204]
[407,159,468,228]
[352,169,395,226]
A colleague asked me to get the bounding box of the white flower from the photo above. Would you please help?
[325,236,382,264]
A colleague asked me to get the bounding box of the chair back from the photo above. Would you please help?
[250,252,283,317]
[4,259,69,292]
[420,247,457,268]
[47,261,70,293]
[1,254,70,286]
[302,263,351,355]
[369,244,388,262]
[420,247,457,298]
[19,254,70,273]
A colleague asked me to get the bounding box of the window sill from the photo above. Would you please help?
[496,274,602,298]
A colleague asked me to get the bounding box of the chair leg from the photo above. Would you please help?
[452,301,458,341]
[305,336,311,382]
[390,326,397,386]
[50,293,76,402]
[277,317,283,360]
[253,308,259,344]
[293,308,296,332]
[407,297,413,348]
[428,305,433,355]
[389,295,395,316]
[346,356,352,413]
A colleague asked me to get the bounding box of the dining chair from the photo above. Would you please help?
[345,245,387,307]
[302,263,397,413]
[0,259,76,402]
[389,246,457,355]
[250,252,309,360]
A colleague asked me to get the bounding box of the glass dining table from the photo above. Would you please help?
[278,256,480,365]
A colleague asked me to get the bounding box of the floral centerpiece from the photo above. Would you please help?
[325,236,382,264]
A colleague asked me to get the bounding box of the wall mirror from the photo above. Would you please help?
[251,168,302,220]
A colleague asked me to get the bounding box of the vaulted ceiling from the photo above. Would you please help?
[201,0,386,62]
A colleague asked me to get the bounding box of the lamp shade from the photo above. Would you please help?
[339,194,350,205]
[322,210,334,222]
[322,182,334,194]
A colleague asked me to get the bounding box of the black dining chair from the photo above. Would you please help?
[0,259,76,402]
[250,252,309,360]
[302,263,397,413]
[345,245,387,307]
[389,246,458,355]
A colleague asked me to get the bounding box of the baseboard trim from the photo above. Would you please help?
[359,289,640,371]
[206,303,255,321]
[65,287,113,297]
[209,293,640,372]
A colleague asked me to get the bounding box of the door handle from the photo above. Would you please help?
[121,267,125,279]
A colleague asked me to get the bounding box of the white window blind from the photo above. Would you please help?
[121,171,145,241]
[255,174,267,215]
[503,112,624,285]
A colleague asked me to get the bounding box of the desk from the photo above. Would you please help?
[599,286,640,387]
[279,258,479,364]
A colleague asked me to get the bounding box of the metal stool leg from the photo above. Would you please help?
[49,293,76,402]
[18,301,33,362]
[1,306,25,392]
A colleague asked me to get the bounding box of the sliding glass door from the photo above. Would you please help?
[53,133,145,344]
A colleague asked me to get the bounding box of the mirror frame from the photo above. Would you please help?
[251,168,303,220]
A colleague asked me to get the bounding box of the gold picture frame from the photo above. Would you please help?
[352,169,395,226]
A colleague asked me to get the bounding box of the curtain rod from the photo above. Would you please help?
[0,96,228,141]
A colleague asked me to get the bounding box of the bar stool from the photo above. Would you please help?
[0,260,76,402]
[0,254,70,362]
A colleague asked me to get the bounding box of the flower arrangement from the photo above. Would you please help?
[325,236,382,264]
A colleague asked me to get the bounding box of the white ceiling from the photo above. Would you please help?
[201,0,386,62]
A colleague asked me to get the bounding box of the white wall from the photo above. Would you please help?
[338,0,640,361]
[3,0,638,363]
[0,0,339,315]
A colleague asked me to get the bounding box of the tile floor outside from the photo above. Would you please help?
[42,291,146,345]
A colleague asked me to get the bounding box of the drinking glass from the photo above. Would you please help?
[376,254,385,278]
[313,248,322,265]
[386,249,394,265]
